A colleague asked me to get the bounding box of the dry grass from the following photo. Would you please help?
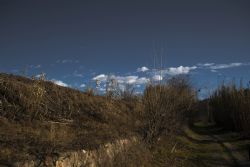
[0,73,141,165]
[209,82,250,137]
[0,73,197,166]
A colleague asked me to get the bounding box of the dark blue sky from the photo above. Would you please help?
[1,0,250,97]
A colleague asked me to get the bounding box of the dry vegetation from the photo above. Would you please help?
[209,82,250,137]
[0,73,142,166]
[1,73,249,166]
[142,76,197,144]
[0,72,198,166]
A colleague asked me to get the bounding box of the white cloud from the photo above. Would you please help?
[198,63,215,67]
[125,76,138,84]
[51,79,69,87]
[203,63,214,67]
[211,69,217,73]
[73,70,84,78]
[35,65,41,68]
[29,64,41,69]
[197,62,250,71]
[137,66,149,72]
[92,74,149,85]
[210,63,243,70]
[152,75,163,81]
[93,74,108,81]
[62,60,70,63]
[136,77,150,84]
[56,59,79,64]
[197,62,250,72]
[134,91,143,95]
[149,66,197,79]
[115,76,137,84]
[165,66,197,75]
[80,84,86,88]
[35,74,41,78]
[115,76,149,84]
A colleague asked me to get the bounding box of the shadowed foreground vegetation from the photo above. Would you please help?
[209,82,250,138]
[0,73,250,167]
[0,73,198,166]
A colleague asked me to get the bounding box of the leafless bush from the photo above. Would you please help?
[143,76,196,144]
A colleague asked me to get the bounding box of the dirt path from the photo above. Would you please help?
[211,134,250,167]
[182,123,250,167]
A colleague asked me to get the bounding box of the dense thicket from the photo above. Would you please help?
[209,83,250,137]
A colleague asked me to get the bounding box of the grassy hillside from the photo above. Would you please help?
[0,73,144,165]
[4,73,242,167]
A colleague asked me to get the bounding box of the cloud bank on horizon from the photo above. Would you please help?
[18,60,250,95]
[88,62,250,92]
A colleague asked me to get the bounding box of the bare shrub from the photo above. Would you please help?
[143,76,196,144]
[30,79,46,119]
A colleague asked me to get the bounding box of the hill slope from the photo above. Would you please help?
[0,73,142,166]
